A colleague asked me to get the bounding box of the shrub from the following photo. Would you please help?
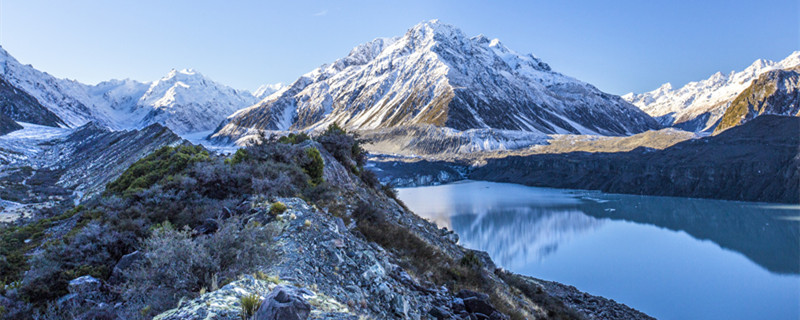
[121,217,273,317]
[316,123,366,167]
[106,145,210,195]
[228,149,249,165]
[302,147,324,186]
[239,293,261,320]
[269,202,287,216]
[277,132,310,145]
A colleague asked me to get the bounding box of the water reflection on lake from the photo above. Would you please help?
[398,181,800,320]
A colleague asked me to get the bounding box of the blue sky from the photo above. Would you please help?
[0,0,797,94]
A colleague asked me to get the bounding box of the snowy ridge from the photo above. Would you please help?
[0,46,263,135]
[211,20,659,145]
[253,83,285,100]
[623,51,800,131]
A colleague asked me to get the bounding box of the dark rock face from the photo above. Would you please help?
[254,285,311,320]
[471,115,800,203]
[0,112,22,135]
[715,68,800,133]
[0,76,65,127]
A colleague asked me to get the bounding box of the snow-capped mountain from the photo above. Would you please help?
[0,46,126,128]
[0,46,260,135]
[211,20,659,144]
[135,69,258,133]
[623,51,800,132]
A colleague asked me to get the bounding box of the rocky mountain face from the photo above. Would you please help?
[471,115,800,203]
[0,46,258,135]
[714,68,799,133]
[211,20,659,145]
[623,51,800,132]
[0,113,22,136]
[0,77,65,127]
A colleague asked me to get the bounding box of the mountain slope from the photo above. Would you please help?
[211,20,659,144]
[623,51,800,131]
[714,68,800,133]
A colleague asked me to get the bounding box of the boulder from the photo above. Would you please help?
[68,275,101,295]
[254,285,311,320]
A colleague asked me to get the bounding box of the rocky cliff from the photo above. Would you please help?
[471,115,800,203]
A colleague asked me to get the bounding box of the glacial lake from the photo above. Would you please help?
[397,180,800,320]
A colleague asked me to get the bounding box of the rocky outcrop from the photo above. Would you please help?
[254,285,312,320]
[471,115,800,203]
[154,196,651,320]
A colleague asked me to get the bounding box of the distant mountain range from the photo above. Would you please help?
[623,51,800,132]
[0,46,281,134]
[0,20,797,153]
[211,20,659,145]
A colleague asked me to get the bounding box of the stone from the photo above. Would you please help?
[362,263,385,283]
[68,275,101,295]
[429,306,454,320]
[462,297,497,318]
[392,295,409,318]
[254,285,311,320]
[109,250,143,283]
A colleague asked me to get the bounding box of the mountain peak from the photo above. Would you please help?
[405,19,465,43]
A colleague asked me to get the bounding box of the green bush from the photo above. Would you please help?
[269,202,287,216]
[228,149,249,166]
[106,145,210,195]
[302,147,324,186]
[277,132,310,145]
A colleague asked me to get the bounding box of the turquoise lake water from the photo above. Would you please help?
[398,180,800,320]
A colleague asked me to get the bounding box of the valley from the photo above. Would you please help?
[0,17,797,320]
